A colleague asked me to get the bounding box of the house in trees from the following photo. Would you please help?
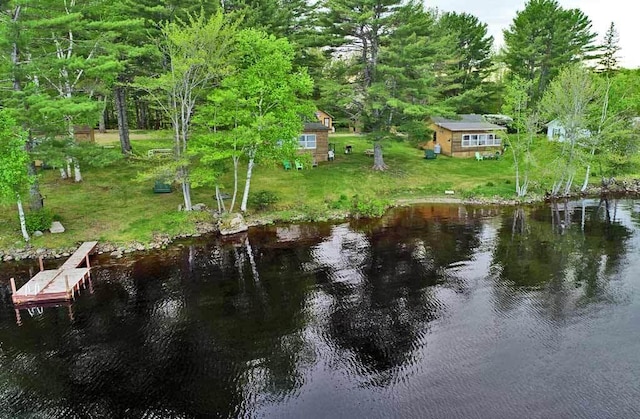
[298,122,331,163]
[426,114,506,158]
[315,110,335,132]
[73,125,95,143]
[546,119,591,142]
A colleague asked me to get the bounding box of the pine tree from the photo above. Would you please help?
[597,22,620,76]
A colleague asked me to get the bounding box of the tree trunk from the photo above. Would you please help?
[114,85,132,154]
[73,160,82,182]
[240,155,255,212]
[181,180,193,211]
[230,155,239,213]
[98,95,107,133]
[581,147,596,192]
[371,141,387,171]
[66,158,72,178]
[60,168,68,179]
[17,197,30,242]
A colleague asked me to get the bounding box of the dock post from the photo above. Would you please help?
[10,278,17,294]
[85,254,90,268]
[65,275,72,300]
[39,256,44,272]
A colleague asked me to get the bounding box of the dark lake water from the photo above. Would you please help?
[1,199,640,418]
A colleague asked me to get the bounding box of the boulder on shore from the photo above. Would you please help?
[50,221,65,234]
[218,213,248,236]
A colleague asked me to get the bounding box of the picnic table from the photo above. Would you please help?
[364,149,374,156]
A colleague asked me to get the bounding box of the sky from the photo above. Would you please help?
[428,0,639,68]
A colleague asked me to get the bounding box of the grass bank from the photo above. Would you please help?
[0,130,599,252]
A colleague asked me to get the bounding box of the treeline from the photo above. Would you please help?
[1,0,639,237]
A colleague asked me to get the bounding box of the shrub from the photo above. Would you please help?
[329,194,350,210]
[350,195,389,218]
[250,190,279,210]
[25,209,54,233]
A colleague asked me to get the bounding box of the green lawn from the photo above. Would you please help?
[0,131,594,250]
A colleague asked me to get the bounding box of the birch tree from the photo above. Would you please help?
[501,76,537,198]
[136,11,237,211]
[0,111,32,242]
[219,29,314,213]
[540,65,596,196]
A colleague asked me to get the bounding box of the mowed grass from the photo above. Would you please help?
[0,130,565,250]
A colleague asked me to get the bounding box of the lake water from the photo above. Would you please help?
[1,199,640,418]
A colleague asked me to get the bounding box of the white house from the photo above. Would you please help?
[547,119,591,142]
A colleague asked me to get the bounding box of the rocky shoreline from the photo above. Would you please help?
[2,186,638,264]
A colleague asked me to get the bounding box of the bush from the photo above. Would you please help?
[25,209,54,233]
[250,190,279,210]
[350,195,389,218]
[329,194,350,210]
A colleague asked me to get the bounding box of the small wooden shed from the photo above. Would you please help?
[299,122,331,162]
[315,110,335,132]
[426,114,506,158]
[74,125,95,143]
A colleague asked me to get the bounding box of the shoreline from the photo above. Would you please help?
[0,189,635,263]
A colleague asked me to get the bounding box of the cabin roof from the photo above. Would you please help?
[432,114,506,132]
[304,122,331,131]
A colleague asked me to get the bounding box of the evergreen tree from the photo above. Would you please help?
[503,0,597,101]
[437,11,497,113]
[597,22,620,76]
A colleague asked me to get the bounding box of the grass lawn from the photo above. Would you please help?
[0,130,586,250]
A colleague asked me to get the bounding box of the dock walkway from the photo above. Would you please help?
[10,241,98,306]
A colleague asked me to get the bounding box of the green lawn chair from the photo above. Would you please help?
[475,151,483,161]
[283,160,292,170]
[153,180,172,193]
[424,149,437,160]
[295,160,303,170]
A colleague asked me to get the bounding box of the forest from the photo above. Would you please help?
[1,0,639,244]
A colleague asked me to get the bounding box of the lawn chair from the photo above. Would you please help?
[283,160,292,170]
[475,152,483,161]
[424,149,437,160]
[295,160,303,170]
[328,150,335,161]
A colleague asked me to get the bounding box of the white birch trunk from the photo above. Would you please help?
[60,168,68,179]
[17,197,30,242]
[240,156,255,212]
[66,158,72,178]
[73,160,82,182]
[230,155,239,213]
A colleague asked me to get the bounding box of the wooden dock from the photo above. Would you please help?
[10,241,98,306]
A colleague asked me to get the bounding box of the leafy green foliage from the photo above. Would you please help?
[250,190,280,210]
[0,111,30,204]
[25,209,54,233]
[350,195,390,218]
[503,0,597,102]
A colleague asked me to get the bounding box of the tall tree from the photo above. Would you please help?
[503,0,597,102]
[202,29,313,213]
[320,0,400,170]
[0,111,31,242]
[597,22,621,76]
[437,11,496,113]
[540,65,597,196]
[501,76,537,197]
[136,10,237,212]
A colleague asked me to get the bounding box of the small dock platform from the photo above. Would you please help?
[10,241,98,306]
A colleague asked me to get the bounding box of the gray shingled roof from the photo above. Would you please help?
[432,114,506,132]
[304,122,331,131]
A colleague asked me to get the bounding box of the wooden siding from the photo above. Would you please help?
[426,123,503,157]
[316,110,334,131]
[299,129,329,162]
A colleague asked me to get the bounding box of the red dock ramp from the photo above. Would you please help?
[10,241,98,306]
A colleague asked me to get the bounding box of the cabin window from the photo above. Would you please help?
[299,134,317,149]
[461,133,501,147]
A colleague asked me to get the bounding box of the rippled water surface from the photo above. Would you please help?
[2,200,640,418]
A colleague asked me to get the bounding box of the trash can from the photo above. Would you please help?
[434,143,441,154]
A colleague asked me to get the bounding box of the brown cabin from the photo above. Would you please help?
[426,115,506,158]
[74,125,95,143]
[299,122,331,163]
[315,110,335,132]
